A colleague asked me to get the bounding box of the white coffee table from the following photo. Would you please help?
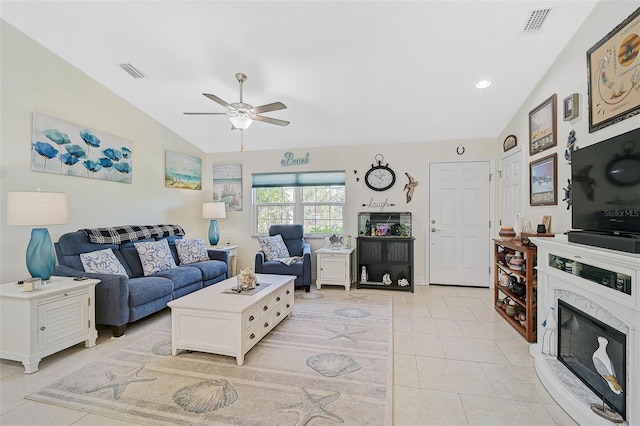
[167,274,295,365]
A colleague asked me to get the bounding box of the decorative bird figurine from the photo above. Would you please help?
[541,306,557,355]
[404,173,418,203]
[592,336,623,395]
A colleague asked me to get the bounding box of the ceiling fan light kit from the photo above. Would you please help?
[185,72,289,132]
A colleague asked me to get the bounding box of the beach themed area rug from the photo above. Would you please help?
[27,291,393,425]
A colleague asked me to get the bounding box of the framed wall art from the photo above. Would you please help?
[503,135,517,152]
[587,8,640,133]
[530,153,557,206]
[529,94,557,155]
[31,113,133,183]
[213,163,243,211]
[165,151,202,190]
[563,93,579,121]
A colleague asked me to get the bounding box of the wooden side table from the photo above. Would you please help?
[0,276,99,373]
[212,244,239,277]
[316,247,355,291]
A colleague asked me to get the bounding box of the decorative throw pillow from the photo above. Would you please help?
[80,248,128,275]
[134,239,177,276]
[258,234,290,261]
[175,238,209,264]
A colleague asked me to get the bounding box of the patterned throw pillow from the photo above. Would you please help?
[258,234,290,261]
[175,238,209,264]
[80,248,128,275]
[134,239,177,276]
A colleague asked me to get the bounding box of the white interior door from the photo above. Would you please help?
[429,161,491,287]
[500,149,523,227]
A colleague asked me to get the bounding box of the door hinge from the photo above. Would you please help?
[489,173,492,182]
[489,220,491,228]
[498,170,502,178]
[499,219,502,226]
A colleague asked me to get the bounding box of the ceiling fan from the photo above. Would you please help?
[184,73,290,131]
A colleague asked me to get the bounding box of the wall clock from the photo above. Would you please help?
[365,154,396,191]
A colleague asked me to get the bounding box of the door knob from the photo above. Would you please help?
[431,228,440,232]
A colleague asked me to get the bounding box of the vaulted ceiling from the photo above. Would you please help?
[1,1,600,152]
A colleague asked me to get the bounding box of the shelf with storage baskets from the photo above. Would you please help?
[493,239,537,342]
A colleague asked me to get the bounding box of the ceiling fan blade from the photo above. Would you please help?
[203,93,231,109]
[254,115,290,126]
[252,102,287,114]
[184,112,228,115]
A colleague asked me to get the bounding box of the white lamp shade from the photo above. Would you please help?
[202,202,227,219]
[7,192,69,226]
[229,115,253,130]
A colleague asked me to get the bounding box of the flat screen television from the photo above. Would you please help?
[571,128,640,238]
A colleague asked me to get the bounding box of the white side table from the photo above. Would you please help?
[0,276,99,373]
[212,245,239,277]
[316,247,355,291]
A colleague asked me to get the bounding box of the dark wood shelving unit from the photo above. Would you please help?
[357,237,414,293]
[493,239,537,342]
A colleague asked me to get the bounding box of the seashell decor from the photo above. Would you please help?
[306,353,361,377]
[335,307,371,318]
[173,379,238,413]
[237,267,257,290]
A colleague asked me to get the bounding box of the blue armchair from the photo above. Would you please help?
[255,224,312,292]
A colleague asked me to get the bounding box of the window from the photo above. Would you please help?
[252,171,345,236]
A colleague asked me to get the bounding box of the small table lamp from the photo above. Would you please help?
[202,202,226,246]
[7,191,69,281]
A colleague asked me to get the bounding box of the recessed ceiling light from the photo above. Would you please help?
[476,80,492,89]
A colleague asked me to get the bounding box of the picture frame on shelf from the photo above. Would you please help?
[503,135,517,152]
[324,234,351,249]
[529,94,557,155]
[542,215,552,233]
[530,153,557,206]
[587,8,640,133]
[563,93,579,121]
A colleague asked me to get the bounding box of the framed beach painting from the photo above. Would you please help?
[213,163,242,211]
[165,151,202,190]
[31,113,133,183]
[530,153,557,206]
[529,94,557,155]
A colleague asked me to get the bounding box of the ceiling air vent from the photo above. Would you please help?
[119,63,147,79]
[522,8,552,33]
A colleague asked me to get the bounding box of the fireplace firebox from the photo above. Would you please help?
[557,299,627,420]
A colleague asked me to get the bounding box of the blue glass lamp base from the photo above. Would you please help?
[208,219,220,246]
[26,228,56,281]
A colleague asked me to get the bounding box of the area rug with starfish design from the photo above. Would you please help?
[27,290,393,425]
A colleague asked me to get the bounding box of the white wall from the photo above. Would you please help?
[208,139,499,285]
[12,3,634,286]
[0,21,210,282]
[498,2,640,235]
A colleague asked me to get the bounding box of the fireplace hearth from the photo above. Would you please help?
[530,237,638,426]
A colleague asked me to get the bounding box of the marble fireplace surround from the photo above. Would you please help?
[530,237,639,426]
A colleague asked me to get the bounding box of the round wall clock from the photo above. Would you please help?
[365,154,396,191]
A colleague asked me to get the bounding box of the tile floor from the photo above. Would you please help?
[0,284,578,425]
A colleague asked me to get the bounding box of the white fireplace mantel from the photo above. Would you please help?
[530,236,640,426]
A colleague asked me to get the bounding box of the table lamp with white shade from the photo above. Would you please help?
[202,202,226,246]
[7,191,69,281]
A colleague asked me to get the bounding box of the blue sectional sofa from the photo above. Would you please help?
[54,229,229,337]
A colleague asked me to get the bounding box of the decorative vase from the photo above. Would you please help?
[513,214,524,238]
[506,304,517,317]
[509,251,524,270]
[499,226,516,241]
[26,228,56,281]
